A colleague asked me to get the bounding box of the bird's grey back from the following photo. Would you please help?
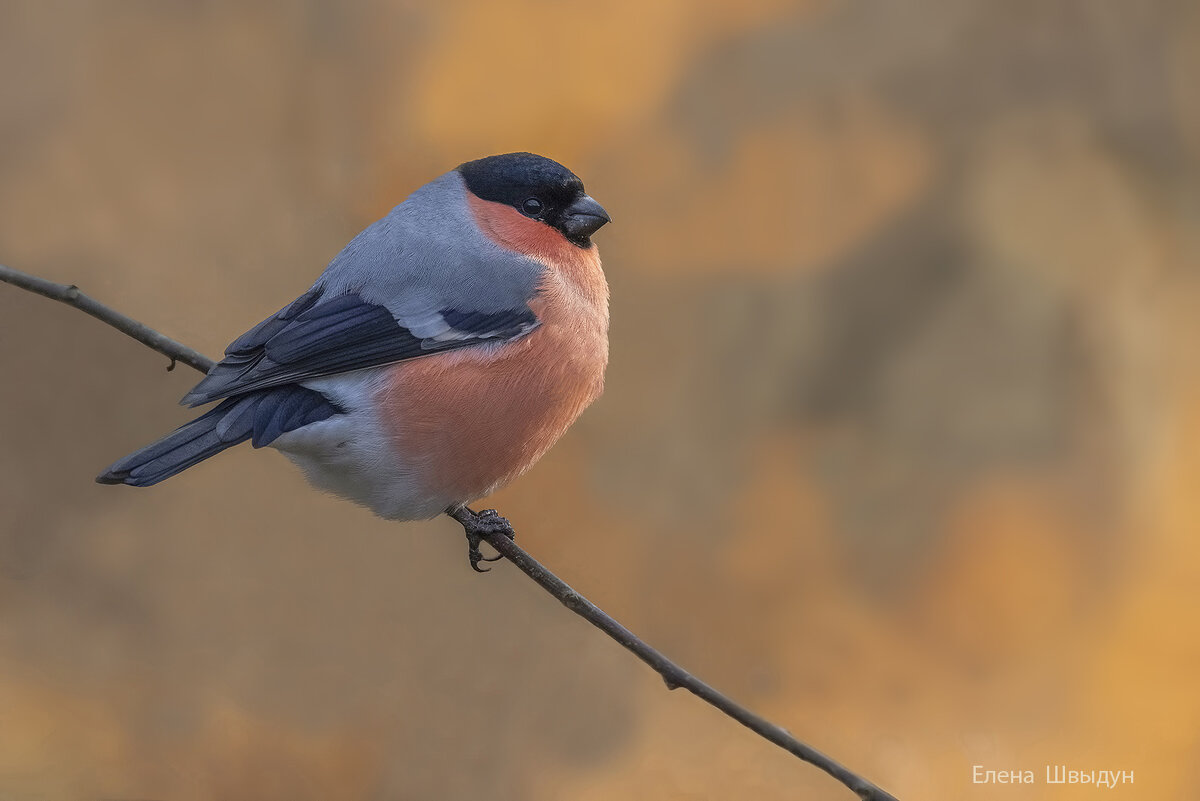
[318,172,545,336]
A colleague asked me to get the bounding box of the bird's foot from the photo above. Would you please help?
[447,506,516,573]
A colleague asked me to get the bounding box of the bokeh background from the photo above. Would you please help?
[2,1,1198,799]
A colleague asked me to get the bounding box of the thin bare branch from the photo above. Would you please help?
[0,264,214,373]
[483,534,900,800]
[0,264,901,801]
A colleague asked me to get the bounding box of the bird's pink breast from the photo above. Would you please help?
[372,196,609,507]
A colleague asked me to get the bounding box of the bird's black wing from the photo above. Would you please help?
[181,287,539,406]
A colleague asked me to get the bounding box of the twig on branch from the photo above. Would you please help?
[0,263,901,801]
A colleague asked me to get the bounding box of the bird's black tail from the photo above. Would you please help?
[97,385,340,487]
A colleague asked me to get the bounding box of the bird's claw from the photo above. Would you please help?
[450,507,516,573]
[465,530,492,573]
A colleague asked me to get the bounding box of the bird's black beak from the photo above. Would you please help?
[560,194,611,245]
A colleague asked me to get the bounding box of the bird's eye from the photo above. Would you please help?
[521,197,544,217]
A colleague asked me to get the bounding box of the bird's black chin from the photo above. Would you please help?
[558,194,610,247]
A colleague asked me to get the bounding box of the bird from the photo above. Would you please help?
[97,152,611,570]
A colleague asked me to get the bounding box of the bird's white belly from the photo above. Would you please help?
[268,369,451,520]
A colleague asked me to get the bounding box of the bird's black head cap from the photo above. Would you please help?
[458,152,610,248]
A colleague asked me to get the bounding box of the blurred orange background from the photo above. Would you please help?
[2,2,1198,799]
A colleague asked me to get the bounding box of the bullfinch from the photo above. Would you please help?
[97,152,611,570]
